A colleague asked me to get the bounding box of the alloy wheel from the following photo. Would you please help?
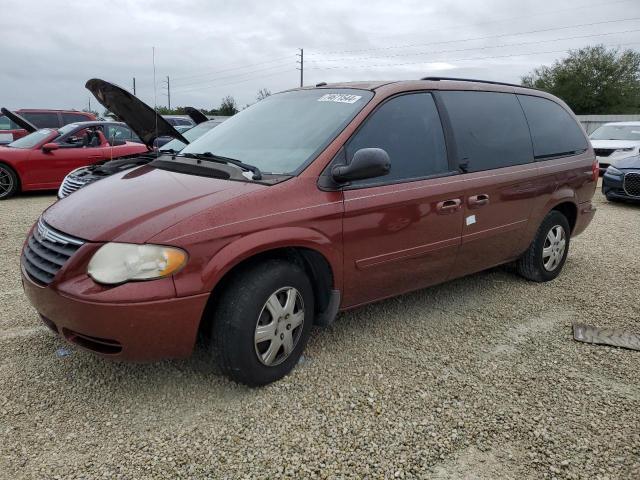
[254,287,305,366]
[542,225,566,271]
[0,166,14,199]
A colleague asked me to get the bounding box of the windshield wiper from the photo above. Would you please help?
[178,152,263,180]
[160,148,179,154]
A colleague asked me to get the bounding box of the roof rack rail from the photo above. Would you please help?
[420,76,530,89]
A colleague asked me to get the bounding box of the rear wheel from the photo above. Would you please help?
[209,259,314,386]
[517,210,570,282]
[0,164,18,200]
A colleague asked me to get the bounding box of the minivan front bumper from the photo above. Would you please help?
[21,267,209,361]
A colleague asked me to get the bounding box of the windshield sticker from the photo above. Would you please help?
[317,94,362,104]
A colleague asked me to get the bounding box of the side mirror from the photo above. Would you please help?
[42,143,59,152]
[331,148,390,183]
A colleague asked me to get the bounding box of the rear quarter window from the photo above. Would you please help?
[62,112,92,125]
[440,91,533,172]
[517,95,588,159]
[20,112,60,128]
[0,115,18,130]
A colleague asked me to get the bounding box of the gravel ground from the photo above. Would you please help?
[1,187,639,479]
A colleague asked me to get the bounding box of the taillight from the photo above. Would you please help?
[592,159,598,182]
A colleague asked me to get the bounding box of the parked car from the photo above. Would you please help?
[163,115,195,128]
[21,77,597,386]
[154,108,211,148]
[0,109,97,143]
[58,92,220,198]
[0,117,148,199]
[601,155,640,202]
[590,122,640,173]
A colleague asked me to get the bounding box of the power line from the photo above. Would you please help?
[308,0,636,52]
[306,28,640,64]
[171,61,294,90]
[171,68,294,95]
[307,16,640,56]
[171,55,293,81]
[307,41,640,70]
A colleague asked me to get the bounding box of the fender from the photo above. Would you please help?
[521,185,577,249]
[199,226,343,294]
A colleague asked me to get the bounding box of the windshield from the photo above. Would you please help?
[590,125,640,141]
[7,129,55,149]
[180,89,373,174]
[160,121,221,152]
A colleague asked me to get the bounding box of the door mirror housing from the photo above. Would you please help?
[331,148,390,184]
[42,142,60,152]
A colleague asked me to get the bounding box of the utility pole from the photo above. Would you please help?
[167,75,171,110]
[132,77,136,95]
[296,48,304,87]
[161,75,171,110]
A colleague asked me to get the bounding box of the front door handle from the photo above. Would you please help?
[436,198,462,214]
[468,194,490,208]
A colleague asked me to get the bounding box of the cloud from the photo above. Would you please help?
[1,0,639,111]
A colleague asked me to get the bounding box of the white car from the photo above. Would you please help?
[590,122,640,173]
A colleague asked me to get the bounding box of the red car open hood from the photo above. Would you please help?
[43,165,265,243]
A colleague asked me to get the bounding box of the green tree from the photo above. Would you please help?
[218,95,238,116]
[521,45,640,114]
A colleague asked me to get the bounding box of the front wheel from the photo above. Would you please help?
[516,210,570,282]
[209,259,314,386]
[0,164,19,200]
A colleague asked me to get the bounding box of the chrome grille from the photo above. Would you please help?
[623,172,640,197]
[22,219,84,285]
[58,174,91,198]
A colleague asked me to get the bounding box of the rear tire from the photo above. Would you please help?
[517,210,570,282]
[0,163,19,200]
[209,259,314,387]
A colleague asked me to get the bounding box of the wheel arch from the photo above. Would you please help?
[0,160,21,196]
[197,229,341,335]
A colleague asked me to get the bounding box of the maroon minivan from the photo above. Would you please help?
[21,77,597,386]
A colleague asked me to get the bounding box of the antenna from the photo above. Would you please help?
[152,46,158,156]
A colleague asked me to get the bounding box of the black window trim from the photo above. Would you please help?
[515,92,589,162]
[436,89,537,174]
[319,90,458,191]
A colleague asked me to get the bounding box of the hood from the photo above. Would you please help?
[184,107,208,125]
[613,155,640,169]
[85,78,188,148]
[1,107,37,133]
[590,139,640,149]
[43,165,265,243]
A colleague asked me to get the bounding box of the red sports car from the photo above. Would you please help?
[0,112,148,199]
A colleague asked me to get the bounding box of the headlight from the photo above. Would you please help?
[605,165,623,176]
[88,243,187,285]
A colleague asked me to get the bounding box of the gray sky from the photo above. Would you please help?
[2,0,639,112]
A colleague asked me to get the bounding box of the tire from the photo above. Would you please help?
[0,163,19,200]
[516,210,570,282]
[209,259,314,386]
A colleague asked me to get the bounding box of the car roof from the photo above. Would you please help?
[16,109,94,114]
[601,122,640,127]
[309,78,541,93]
[60,121,129,129]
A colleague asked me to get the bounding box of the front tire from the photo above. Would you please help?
[210,259,314,386]
[517,210,570,282]
[0,164,19,200]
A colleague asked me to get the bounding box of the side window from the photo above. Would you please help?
[346,93,448,185]
[20,112,60,128]
[440,91,533,172]
[517,95,588,159]
[0,115,18,130]
[62,113,91,125]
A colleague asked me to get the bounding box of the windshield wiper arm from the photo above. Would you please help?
[178,152,262,180]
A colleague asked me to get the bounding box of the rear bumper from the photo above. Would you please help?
[572,201,597,237]
[22,268,209,361]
